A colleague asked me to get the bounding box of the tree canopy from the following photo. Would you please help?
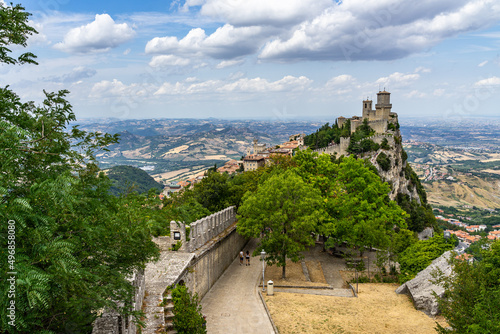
[1,4,159,332]
[435,240,500,333]
[237,169,325,278]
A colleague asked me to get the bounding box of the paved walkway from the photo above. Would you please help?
[201,238,275,334]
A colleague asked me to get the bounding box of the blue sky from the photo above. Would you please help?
[2,0,500,120]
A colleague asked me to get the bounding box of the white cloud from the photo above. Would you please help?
[149,55,191,67]
[148,1,500,63]
[478,60,488,67]
[433,88,445,96]
[90,79,141,98]
[376,72,420,88]
[474,76,500,86]
[47,66,97,84]
[198,0,332,27]
[54,14,135,53]
[259,0,500,61]
[325,74,355,87]
[216,59,244,68]
[146,24,268,59]
[415,67,431,73]
[405,90,427,98]
[153,75,312,95]
[219,75,312,92]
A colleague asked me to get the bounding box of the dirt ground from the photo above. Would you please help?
[264,260,328,287]
[265,283,447,334]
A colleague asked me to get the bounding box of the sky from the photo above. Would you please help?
[2,0,500,121]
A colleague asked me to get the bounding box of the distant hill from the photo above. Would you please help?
[106,165,164,196]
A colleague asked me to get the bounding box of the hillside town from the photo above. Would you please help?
[437,213,500,244]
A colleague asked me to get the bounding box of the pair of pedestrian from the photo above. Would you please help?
[239,250,250,266]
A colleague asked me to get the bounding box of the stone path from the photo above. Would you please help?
[201,239,275,334]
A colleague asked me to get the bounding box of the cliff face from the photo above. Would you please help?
[367,130,421,204]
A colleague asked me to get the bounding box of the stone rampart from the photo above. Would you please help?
[184,206,236,252]
[92,269,145,334]
[181,222,247,299]
[95,207,246,334]
[313,137,351,156]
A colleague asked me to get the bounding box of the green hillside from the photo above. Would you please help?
[106,165,164,195]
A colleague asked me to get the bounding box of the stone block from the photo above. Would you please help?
[396,251,452,316]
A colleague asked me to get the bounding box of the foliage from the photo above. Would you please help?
[396,194,436,233]
[171,284,206,334]
[398,234,455,283]
[380,137,390,150]
[434,240,500,334]
[192,170,232,212]
[169,241,182,251]
[376,152,391,171]
[347,119,378,154]
[0,7,159,332]
[322,156,407,255]
[106,165,163,196]
[237,169,325,278]
[0,3,37,65]
[303,122,342,149]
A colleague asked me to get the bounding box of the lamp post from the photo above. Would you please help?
[261,249,266,292]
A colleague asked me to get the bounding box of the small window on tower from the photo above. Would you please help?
[365,103,367,108]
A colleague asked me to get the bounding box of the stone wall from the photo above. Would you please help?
[93,207,244,334]
[168,206,237,253]
[313,136,351,156]
[182,224,247,299]
[368,119,388,134]
[92,269,145,334]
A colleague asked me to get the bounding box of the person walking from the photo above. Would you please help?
[239,250,244,265]
[245,250,250,266]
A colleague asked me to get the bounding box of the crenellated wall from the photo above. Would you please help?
[167,206,237,253]
[94,207,246,334]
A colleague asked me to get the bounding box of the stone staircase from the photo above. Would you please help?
[163,293,177,334]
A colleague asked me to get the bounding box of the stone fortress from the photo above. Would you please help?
[313,90,399,157]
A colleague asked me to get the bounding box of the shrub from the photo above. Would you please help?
[376,152,391,171]
[398,234,454,283]
[381,137,391,150]
[172,284,207,334]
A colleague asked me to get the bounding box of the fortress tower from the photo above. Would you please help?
[362,99,373,120]
[375,90,392,120]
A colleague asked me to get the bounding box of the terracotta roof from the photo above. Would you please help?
[244,154,265,161]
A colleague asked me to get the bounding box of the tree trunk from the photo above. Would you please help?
[282,264,286,279]
[367,252,370,281]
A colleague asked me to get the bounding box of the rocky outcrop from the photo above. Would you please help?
[368,131,421,203]
[396,251,453,316]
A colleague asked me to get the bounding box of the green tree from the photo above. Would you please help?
[324,156,407,257]
[0,3,37,65]
[434,240,500,333]
[398,234,455,283]
[0,5,159,332]
[193,170,231,212]
[237,170,325,278]
[171,284,206,334]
